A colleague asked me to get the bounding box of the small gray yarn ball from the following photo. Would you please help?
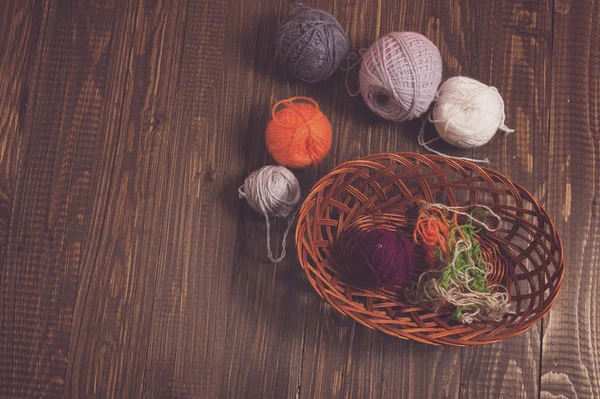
[276,3,350,83]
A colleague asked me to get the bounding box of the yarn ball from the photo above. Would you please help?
[238,165,301,218]
[432,76,513,148]
[266,97,332,169]
[359,32,443,122]
[346,229,415,288]
[276,3,350,82]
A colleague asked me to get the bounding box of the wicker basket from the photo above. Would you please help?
[296,153,564,346]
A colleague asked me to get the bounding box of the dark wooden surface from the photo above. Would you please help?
[0,0,598,398]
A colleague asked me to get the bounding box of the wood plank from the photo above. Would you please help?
[297,1,483,398]
[377,2,477,398]
[62,1,192,397]
[0,1,118,397]
[541,1,600,398]
[218,3,302,398]
[460,1,553,398]
[220,0,331,396]
[136,0,255,397]
[0,0,42,290]
[295,2,389,397]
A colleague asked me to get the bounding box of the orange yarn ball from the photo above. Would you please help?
[266,97,332,168]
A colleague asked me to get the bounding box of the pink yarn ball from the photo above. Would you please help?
[360,32,443,122]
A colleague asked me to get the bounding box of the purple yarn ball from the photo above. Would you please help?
[348,229,415,288]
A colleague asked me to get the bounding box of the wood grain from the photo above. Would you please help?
[137,0,236,393]
[0,0,117,397]
[296,1,484,398]
[62,1,193,397]
[0,2,43,396]
[219,1,316,398]
[460,1,553,398]
[541,1,600,398]
[295,1,393,396]
[0,0,42,291]
[0,0,598,398]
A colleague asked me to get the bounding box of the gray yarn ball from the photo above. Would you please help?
[276,3,350,83]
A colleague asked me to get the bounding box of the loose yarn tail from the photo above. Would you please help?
[271,96,321,124]
[295,2,308,11]
[490,85,515,135]
[417,115,491,164]
[238,184,299,264]
[342,49,367,97]
[425,203,502,232]
[264,210,298,263]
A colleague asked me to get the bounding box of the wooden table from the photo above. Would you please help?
[1,0,598,398]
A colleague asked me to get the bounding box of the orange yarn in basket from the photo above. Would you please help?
[266,97,332,168]
[413,206,453,263]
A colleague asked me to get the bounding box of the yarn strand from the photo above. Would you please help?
[425,203,502,231]
[417,117,491,163]
[271,96,320,122]
[489,85,515,135]
[263,208,298,263]
[342,49,368,97]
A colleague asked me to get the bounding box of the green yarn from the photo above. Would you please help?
[427,210,495,320]
[444,219,491,319]
[440,226,489,289]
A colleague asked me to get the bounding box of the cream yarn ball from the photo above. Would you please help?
[431,77,513,148]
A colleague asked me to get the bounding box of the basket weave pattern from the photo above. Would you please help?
[296,153,564,346]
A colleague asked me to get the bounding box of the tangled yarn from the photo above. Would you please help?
[413,203,511,324]
[266,97,332,168]
[345,229,415,288]
[413,206,451,264]
[238,165,301,263]
[276,3,350,82]
[359,32,443,122]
